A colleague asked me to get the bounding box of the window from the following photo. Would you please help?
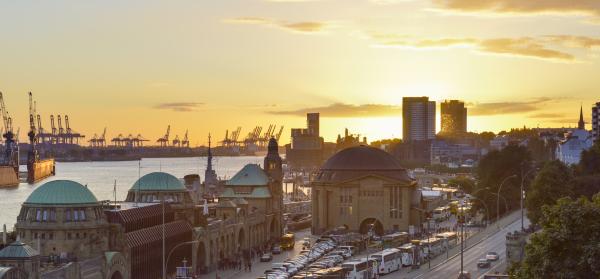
[50,210,56,221]
[79,209,86,221]
[66,209,71,221]
[49,233,54,240]
[73,210,79,221]
[42,210,48,222]
[36,209,42,221]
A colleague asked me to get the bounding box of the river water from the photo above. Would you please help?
[0,156,264,229]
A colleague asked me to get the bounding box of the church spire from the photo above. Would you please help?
[578,105,585,130]
[207,133,213,171]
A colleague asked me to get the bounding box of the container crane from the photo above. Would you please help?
[275,126,284,142]
[0,92,18,172]
[172,135,181,147]
[50,115,57,144]
[27,92,39,165]
[57,115,64,144]
[181,130,189,148]
[157,125,170,147]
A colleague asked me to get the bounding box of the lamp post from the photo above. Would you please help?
[165,240,200,279]
[520,165,537,231]
[497,175,517,225]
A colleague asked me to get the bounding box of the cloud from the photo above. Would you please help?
[269,103,402,117]
[478,37,575,61]
[468,98,552,116]
[225,17,327,33]
[528,113,564,119]
[431,0,600,18]
[369,34,595,62]
[154,102,203,112]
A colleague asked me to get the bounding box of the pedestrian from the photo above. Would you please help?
[249,262,252,272]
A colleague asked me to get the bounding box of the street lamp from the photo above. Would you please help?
[520,165,538,231]
[496,175,517,225]
[165,240,200,279]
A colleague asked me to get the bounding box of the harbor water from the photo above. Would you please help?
[0,156,264,229]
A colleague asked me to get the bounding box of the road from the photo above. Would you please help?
[417,215,530,279]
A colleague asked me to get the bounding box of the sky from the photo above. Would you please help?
[1,0,599,146]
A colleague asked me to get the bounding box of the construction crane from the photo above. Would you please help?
[157,125,171,147]
[36,114,45,144]
[181,130,189,148]
[99,128,107,147]
[111,134,125,147]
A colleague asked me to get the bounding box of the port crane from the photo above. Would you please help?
[0,92,18,171]
[27,92,40,164]
[181,130,190,148]
[172,134,181,147]
[157,125,171,147]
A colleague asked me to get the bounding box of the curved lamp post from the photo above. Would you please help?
[496,175,517,225]
[164,240,199,279]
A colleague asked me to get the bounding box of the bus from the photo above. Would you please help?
[342,259,369,279]
[433,206,451,221]
[420,237,443,259]
[281,233,295,250]
[382,232,409,249]
[399,243,420,267]
[370,248,401,274]
[314,267,346,279]
[360,258,378,279]
[435,232,458,249]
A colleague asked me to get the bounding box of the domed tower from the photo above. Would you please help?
[264,137,283,238]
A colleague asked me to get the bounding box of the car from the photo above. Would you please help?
[272,245,282,255]
[261,253,273,262]
[486,252,499,261]
[477,259,491,268]
[457,271,471,279]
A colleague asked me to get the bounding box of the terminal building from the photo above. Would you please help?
[311,145,421,236]
[0,138,285,279]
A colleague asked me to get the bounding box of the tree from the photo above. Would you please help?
[577,141,600,176]
[525,160,574,224]
[512,195,600,278]
[474,145,531,218]
[448,177,476,194]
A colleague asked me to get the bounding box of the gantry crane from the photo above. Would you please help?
[0,92,18,171]
[157,125,171,147]
[181,130,190,148]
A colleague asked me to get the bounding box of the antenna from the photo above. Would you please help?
[113,179,117,208]
[136,160,141,207]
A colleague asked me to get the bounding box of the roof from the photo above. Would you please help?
[314,146,413,184]
[226,164,269,186]
[0,241,39,259]
[25,180,98,205]
[216,199,237,208]
[321,145,404,171]
[125,220,192,248]
[105,203,175,233]
[130,172,185,192]
[219,187,272,199]
[234,198,249,205]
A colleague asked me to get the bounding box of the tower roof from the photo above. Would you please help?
[0,241,39,259]
[226,164,269,186]
[130,172,185,192]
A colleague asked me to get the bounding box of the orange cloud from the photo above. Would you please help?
[225,17,327,33]
[431,0,600,17]
[369,34,599,62]
[269,103,402,117]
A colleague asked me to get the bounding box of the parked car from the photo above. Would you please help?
[477,259,491,268]
[486,252,499,261]
[261,253,273,262]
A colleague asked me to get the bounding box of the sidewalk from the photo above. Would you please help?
[399,210,522,279]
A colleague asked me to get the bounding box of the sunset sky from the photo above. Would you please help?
[1,0,599,145]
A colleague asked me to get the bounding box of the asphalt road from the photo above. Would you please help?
[417,216,530,279]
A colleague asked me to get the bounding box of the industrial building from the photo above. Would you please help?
[285,113,325,170]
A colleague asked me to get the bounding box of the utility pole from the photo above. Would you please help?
[162,199,166,279]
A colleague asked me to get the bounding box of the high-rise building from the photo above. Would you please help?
[441,100,467,134]
[402,97,436,142]
[593,102,600,142]
[307,113,320,137]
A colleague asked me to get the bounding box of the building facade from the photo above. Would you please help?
[440,100,467,134]
[311,145,419,236]
[593,102,599,142]
[403,97,436,142]
[286,113,325,169]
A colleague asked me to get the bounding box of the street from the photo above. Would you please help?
[417,212,529,279]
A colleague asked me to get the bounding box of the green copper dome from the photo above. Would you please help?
[25,180,98,205]
[130,172,185,192]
